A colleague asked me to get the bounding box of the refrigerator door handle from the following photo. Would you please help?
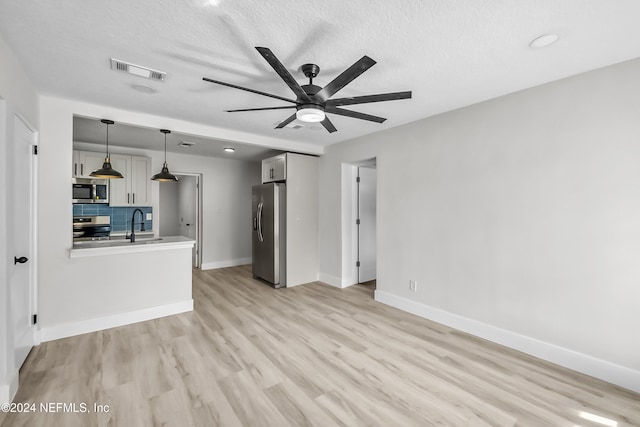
[257,202,264,242]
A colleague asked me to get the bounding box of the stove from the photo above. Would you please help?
[73,216,111,241]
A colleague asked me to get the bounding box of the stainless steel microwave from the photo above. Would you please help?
[72,178,109,204]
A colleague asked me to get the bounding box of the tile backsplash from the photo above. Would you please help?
[73,204,153,233]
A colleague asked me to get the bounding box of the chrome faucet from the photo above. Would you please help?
[128,208,145,242]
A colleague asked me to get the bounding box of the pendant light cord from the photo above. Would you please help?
[106,122,110,156]
[164,132,167,163]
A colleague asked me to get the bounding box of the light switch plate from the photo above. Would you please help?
[146,213,152,220]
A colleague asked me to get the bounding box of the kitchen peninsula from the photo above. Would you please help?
[39,236,195,342]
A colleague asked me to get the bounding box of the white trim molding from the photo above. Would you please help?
[201,257,251,270]
[39,300,193,342]
[375,290,640,394]
[319,272,346,288]
[0,368,19,404]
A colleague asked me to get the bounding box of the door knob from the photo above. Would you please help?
[14,256,28,264]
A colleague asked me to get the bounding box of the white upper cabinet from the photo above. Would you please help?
[262,154,286,183]
[108,154,152,206]
[73,150,106,178]
[130,156,152,205]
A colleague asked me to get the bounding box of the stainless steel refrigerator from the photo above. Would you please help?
[252,183,286,288]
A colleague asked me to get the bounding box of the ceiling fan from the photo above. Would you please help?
[202,47,412,133]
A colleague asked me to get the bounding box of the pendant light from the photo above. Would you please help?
[151,129,178,182]
[90,119,124,179]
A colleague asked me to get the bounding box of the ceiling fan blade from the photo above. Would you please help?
[202,77,297,104]
[326,106,386,123]
[256,47,311,103]
[326,91,412,107]
[275,113,298,129]
[315,56,377,102]
[320,116,337,133]
[225,106,296,113]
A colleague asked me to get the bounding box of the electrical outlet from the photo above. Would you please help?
[146,213,152,220]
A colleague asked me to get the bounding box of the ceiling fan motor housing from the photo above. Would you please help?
[301,84,322,98]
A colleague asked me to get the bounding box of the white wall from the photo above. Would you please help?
[285,153,319,286]
[319,58,640,392]
[40,97,261,330]
[0,35,39,403]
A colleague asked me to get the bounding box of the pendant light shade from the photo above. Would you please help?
[151,129,178,182]
[90,119,124,179]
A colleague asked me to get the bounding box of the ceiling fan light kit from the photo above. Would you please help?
[203,46,412,133]
[296,104,325,123]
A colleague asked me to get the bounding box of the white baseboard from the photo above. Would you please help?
[40,299,193,342]
[375,290,640,394]
[319,272,347,288]
[0,368,19,404]
[201,257,251,270]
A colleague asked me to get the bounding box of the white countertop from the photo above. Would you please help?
[70,235,195,258]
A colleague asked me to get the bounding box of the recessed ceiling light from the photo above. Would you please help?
[224,147,235,153]
[179,141,196,148]
[529,34,559,48]
[131,84,156,94]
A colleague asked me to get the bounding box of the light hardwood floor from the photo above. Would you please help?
[2,265,639,426]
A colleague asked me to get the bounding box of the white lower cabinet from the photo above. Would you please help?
[109,154,152,206]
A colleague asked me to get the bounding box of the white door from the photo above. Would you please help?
[358,166,377,283]
[11,116,37,369]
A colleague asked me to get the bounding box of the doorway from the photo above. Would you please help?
[159,173,202,268]
[357,165,377,285]
[341,158,377,288]
[10,114,38,371]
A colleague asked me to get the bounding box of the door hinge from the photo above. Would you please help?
[356,261,361,267]
[356,219,360,225]
[356,176,360,183]
[32,314,37,325]
[33,145,38,155]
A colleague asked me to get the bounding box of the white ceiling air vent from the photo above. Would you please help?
[179,141,196,148]
[110,58,166,81]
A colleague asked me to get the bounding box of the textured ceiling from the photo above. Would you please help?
[2,0,640,150]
